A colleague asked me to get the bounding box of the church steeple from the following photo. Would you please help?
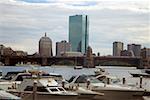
[45,32,47,37]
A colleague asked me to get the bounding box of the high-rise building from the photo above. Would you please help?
[39,33,53,57]
[113,41,124,56]
[69,15,89,54]
[56,40,71,56]
[127,44,141,57]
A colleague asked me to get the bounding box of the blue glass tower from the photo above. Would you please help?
[69,15,89,54]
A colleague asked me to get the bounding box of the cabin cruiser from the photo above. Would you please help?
[8,76,78,100]
[7,74,103,100]
[0,72,32,90]
[0,89,20,100]
[130,72,150,78]
[0,70,60,90]
[94,68,108,76]
[66,74,145,100]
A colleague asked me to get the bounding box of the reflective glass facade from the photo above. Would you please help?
[69,15,89,54]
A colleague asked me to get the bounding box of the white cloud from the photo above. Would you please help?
[0,0,149,55]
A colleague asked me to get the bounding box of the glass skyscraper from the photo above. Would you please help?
[69,15,89,54]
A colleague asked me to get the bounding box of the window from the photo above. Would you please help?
[24,86,33,91]
[58,88,64,91]
[68,76,75,83]
[49,88,58,92]
[75,76,87,83]
[24,86,48,92]
[37,87,48,92]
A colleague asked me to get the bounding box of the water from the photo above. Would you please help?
[0,66,149,100]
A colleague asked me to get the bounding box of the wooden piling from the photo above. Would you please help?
[122,77,126,85]
[33,81,37,100]
[140,76,143,88]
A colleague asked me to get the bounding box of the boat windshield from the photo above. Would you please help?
[75,75,102,83]
[58,87,65,91]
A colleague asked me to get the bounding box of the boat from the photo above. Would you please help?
[0,72,32,90]
[0,70,60,90]
[144,69,150,74]
[130,72,150,78]
[0,89,20,100]
[8,76,78,100]
[74,66,83,69]
[66,74,145,100]
[0,71,25,81]
[94,68,109,76]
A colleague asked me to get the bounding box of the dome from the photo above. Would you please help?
[39,33,52,43]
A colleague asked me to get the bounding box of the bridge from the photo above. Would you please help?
[0,55,142,68]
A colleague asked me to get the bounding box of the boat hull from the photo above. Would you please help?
[9,92,78,100]
[93,89,144,100]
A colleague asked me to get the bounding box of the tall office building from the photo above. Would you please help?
[56,40,71,56]
[127,44,141,57]
[113,41,124,56]
[39,33,53,57]
[69,15,89,54]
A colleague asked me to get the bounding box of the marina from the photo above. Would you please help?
[0,66,149,100]
[0,0,149,100]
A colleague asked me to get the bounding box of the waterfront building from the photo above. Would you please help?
[3,47,14,56]
[83,46,94,68]
[140,48,150,68]
[127,44,141,57]
[56,40,71,56]
[12,51,28,57]
[69,15,89,54]
[39,33,53,57]
[61,52,83,57]
[113,41,124,56]
[120,50,134,57]
[0,45,5,56]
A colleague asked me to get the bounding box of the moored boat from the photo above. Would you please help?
[66,74,145,100]
[8,76,78,100]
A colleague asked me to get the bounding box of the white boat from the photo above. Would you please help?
[74,66,83,69]
[0,72,31,90]
[94,68,108,76]
[66,74,145,100]
[8,76,78,100]
[0,70,64,90]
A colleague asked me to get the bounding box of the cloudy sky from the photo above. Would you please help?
[0,0,149,55]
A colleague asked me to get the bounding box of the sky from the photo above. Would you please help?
[0,0,149,55]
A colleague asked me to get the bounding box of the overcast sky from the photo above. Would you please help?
[0,0,149,55]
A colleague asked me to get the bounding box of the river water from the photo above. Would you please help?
[0,66,149,100]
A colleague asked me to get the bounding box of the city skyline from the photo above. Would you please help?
[0,0,149,55]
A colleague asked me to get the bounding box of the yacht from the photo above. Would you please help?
[66,74,145,100]
[0,70,58,90]
[130,72,150,78]
[8,76,78,100]
[94,68,109,76]
[0,72,32,90]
